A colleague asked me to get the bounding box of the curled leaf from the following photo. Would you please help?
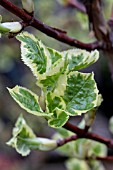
[61,49,99,73]
[7,115,57,156]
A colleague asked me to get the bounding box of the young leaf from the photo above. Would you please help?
[7,115,57,156]
[16,32,50,79]
[46,92,69,127]
[7,114,36,156]
[37,72,61,92]
[46,71,100,116]
[47,47,62,65]
[48,107,69,128]
[61,49,99,73]
[46,92,66,113]
[8,85,52,118]
[63,71,99,115]
[16,32,64,80]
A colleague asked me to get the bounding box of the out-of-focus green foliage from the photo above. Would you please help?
[66,158,105,170]
[53,128,107,170]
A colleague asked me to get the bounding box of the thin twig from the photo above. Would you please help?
[63,121,113,149]
[0,0,102,51]
[96,156,113,161]
[57,134,113,161]
[57,134,78,147]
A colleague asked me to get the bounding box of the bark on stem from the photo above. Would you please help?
[0,0,102,51]
[63,122,113,149]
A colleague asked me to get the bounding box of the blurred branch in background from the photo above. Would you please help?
[64,0,86,13]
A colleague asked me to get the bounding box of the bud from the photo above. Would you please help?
[27,138,57,151]
[84,109,96,127]
[0,22,22,34]
[22,0,34,14]
[38,138,57,151]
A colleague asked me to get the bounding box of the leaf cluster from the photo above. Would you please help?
[7,32,104,168]
[8,32,101,128]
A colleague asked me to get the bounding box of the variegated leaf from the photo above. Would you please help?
[48,107,69,128]
[46,93,69,128]
[61,49,99,73]
[47,47,62,65]
[7,114,36,156]
[8,86,52,118]
[7,115,57,156]
[46,71,99,116]
[16,32,64,80]
[37,72,61,92]
[16,32,50,79]
[64,72,99,115]
[46,92,66,113]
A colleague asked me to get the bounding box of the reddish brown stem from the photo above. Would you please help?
[57,134,113,162]
[0,0,102,51]
[57,134,78,147]
[96,156,113,161]
[63,122,113,149]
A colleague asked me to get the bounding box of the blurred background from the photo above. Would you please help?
[0,0,113,169]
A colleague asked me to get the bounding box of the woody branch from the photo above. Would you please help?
[0,0,103,51]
